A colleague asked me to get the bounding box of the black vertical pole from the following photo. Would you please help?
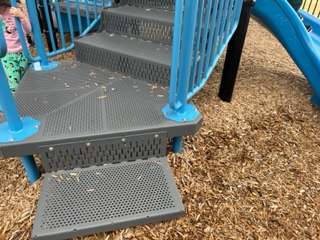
[35,0,44,32]
[218,0,255,102]
[37,0,58,52]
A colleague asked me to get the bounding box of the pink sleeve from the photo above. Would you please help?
[18,4,32,34]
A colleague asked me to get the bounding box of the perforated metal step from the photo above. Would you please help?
[75,32,171,85]
[32,157,184,240]
[128,0,175,10]
[101,6,174,45]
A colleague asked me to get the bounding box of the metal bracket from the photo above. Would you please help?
[162,103,200,123]
[0,116,40,143]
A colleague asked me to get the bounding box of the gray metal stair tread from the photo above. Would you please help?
[32,157,184,240]
[0,61,202,157]
[106,5,174,24]
[57,2,104,17]
[75,31,172,66]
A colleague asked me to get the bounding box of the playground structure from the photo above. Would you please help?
[0,0,319,239]
[0,0,245,239]
[251,0,320,106]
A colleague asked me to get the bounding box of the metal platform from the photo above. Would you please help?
[0,61,202,158]
[32,157,184,240]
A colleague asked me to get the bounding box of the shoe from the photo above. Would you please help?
[304,23,312,32]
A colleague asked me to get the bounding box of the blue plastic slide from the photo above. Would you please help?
[251,0,320,106]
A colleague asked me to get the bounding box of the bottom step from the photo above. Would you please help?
[32,157,184,240]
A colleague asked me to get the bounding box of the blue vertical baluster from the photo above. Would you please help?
[176,0,198,115]
[20,155,40,183]
[172,136,183,153]
[171,0,199,153]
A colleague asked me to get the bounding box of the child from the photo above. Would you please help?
[0,0,31,93]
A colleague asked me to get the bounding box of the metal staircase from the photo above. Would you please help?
[0,1,202,239]
[0,0,247,238]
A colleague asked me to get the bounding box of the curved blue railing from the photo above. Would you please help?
[164,0,243,122]
[12,0,111,70]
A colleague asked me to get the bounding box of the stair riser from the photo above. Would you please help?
[39,132,167,172]
[100,11,173,45]
[75,43,171,86]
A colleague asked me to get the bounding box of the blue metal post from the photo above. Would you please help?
[0,28,22,133]
[0,63,40,184]
[0,22,40,184]
[25,0,58,70]
[176,0,198,115]
[162,0,200,123]
[172,136,183,153]
[168,0,183,110]
[21,155,40,183]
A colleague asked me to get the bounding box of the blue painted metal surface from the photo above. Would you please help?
[252,0,320,106]
[21,155,40,184]
[172,136,183,153]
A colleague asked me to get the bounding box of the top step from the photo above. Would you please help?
[127,0,175,10]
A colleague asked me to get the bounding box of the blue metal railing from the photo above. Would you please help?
[164,0,243,122]
[13,0,242,116]
[18,0,111,70]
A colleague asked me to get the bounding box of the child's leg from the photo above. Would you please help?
[17,52,30,79]
[1,52,29,93]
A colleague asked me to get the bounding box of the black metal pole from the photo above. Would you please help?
[218,0,255,102]
[37,0,58,52]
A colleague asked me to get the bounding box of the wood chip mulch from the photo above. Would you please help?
[1,20,320,240]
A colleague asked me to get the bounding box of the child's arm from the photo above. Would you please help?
[10,5,32,34]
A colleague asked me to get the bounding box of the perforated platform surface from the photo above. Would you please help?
[32,157,184,240]
[0,61,202,157]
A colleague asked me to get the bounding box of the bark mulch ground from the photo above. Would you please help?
[1,20,320,240]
